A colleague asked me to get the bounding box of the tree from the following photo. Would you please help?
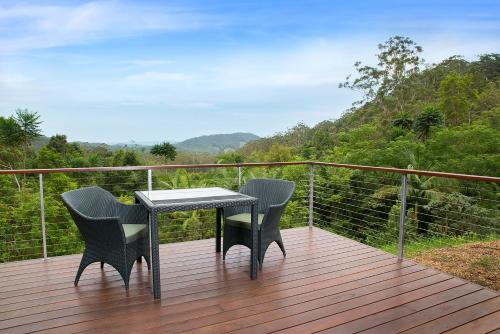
[392,112,414,130]
[0,117,22,146]
[216,151,244,164]
[14,109,42,145]
[340,36,424,116]
[404,147,442,234]
[472,53,500,83]
[150,142,177,163]
[13,109,42,169]
[47,135,69,155]
[413,106,443,140]
[439,73,478,125]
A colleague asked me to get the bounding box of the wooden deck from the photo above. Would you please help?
[0,227,498,334]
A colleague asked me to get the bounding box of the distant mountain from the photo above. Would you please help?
[175,132,260,154]
[33,133,259,155]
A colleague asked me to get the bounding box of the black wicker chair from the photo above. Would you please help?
[61,186,150,290]
[223,178,295,267]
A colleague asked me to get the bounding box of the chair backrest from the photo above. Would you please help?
[61,186,123,245]
[240,178,295,213]
[61,186,119,218]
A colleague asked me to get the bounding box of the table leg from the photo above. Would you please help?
[150,209,161,299]
[250,203,258,279]
[216,208,222,253]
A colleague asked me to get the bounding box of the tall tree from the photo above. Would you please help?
[340,36,424,117]
[439,73,478,125]
[13,109,42,169]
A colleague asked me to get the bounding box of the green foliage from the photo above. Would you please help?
[151,142,177,162]
[340,36,424,116]
[413,106,443,140]
[439,73,478,125]
[13,109,42,144]
[0,116,22,146]
[216,151,245,163]
[392,112,414,130]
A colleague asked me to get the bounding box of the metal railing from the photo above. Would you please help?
[0,161,498,268]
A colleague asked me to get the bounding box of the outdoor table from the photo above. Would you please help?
[134,187,259,299]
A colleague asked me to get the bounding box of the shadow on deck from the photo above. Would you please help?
[0,227,498,333]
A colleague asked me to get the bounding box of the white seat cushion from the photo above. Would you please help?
[225,213,264,229]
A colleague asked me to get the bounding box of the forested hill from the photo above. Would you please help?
[240,38,499,177]
[32,132,260,154]
[175,132,259,154]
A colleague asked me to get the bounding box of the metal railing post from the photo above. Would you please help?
[237,166,242,188]
[398,174,407,261]
[39,174,47,260]
[148,169,152,193]
[308,163,314,228]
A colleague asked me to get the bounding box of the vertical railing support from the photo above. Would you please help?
[39,174,47,260]
[308,163,314,228]
[398,174,407,261]
[148,169,152,193]
[237,166,242,188]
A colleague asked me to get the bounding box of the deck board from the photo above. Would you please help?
[0,227,498,334]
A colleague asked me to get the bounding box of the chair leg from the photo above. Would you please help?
[276,238,286,257]
[75,255,93,286]
[100,261,104,269]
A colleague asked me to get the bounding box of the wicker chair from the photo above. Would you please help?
[61,186,150,290]
[223,178,295,267]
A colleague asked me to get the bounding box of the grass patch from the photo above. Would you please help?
[379,234,500,290]
[380,234,499,258]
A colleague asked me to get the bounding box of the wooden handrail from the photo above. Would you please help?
[0,161,498,183]
[0,162,308,175]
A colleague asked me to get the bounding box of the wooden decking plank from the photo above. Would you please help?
[173,274,457,334]
[360,290,498,334]
[0,254,395,333]
[0,235,347,303]
[321,286,493,333]
[69,265,426,334]
[142,268,435,334]
[0,242,375,315]
[401,296,500,334]
[242,277,465,334]
[0,246,381,328]
[442,310,500,334]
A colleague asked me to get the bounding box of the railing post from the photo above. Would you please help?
[308,163,314,228]
[398,174,407,261]
[148,169,152,193]
[237,166,242,188]
[39,174,47,260]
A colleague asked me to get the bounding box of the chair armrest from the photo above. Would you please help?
[117,203,149,225]
[261,203,287,232]
[76,214,126,245]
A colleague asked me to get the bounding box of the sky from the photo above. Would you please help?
[0,0,499,143]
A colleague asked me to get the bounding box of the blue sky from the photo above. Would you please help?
[0,0,499,143]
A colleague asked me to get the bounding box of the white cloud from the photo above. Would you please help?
[125,71,192,83]
[124,59,174,67]
[0,1,220,54]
